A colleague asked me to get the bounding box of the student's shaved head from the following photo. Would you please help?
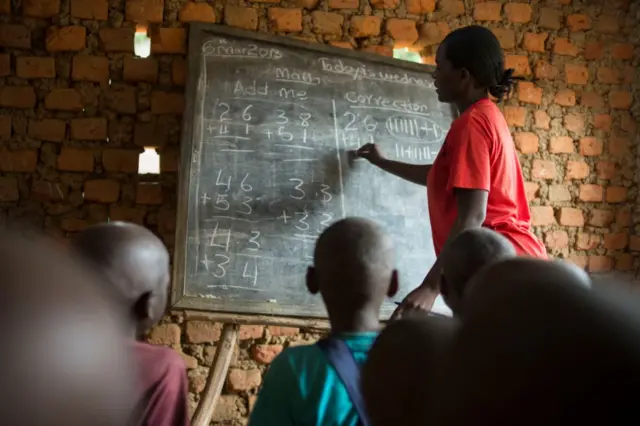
[441,228,516,316]
[0,232,134,426]
[71,221,170,336]
[363,314,457,426]
[308,218,398,328]
[431,258,639,426]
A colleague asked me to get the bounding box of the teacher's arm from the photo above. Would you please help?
[355,143,431,186]
[391,188,487,319]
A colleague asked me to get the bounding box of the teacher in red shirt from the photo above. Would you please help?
[356,25,546,317]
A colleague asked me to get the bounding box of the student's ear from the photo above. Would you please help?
[306,266,319,294]
[387,269,399,298]
[132,292,153,336]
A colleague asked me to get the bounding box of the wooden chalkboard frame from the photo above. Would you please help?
[172,23,454,325]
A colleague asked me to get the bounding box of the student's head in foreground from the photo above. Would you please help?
[71,221,171,338]
[0,231,134,426]
[440,227,516,317]
[362,312,458,426]
[307,218,398,333]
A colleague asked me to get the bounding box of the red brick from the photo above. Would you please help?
[329,41,353,49]
[576,233,601,250]
[554,38,578,57]
[16,56,56,79]
[595,15,619,34]
[593,114,612,131]
[596,161,616,180]
[564,113,584,134]
[227,369,262,392]
[492,29,516,50]
[237,325,264,340]
[566,14,590,32]
[524,182,539,200]
[441,0,464,16]
[178,2,216,22]
[147,323,181,347]
[608,137,630,157]
[503,106,526,127]
[136,182,163,205]
[631,236,640,252]
[565,160,589,180]
[0,0,9,14]
[581,92,604,109]
[612,43,634,61]
[534,60,558,80]
[620,114,636,134]
[605,187,627,203]
[588,256,613,273]
[104,86,137,114]
[370,0,399,9]
[418,22,449,46]
[159,147,179,173]
[125,0,163,22]
[532,159,556,180]
[548,184,571,202]
[99,28,134,52]
[584,42,604,60]
[558,208,584,227]
[251,345,284,365]
[579,137,602,156]
[517,82,542,105]
[386,19,418,48]
[267,326,300,337]
[596,67,620,85]
[473,2,501,21]
[589,209,614,227]
[505,55,530,77]
[554,89,575,106]
[534,111,550,130]
[0,115,10,138]
[45,89,83,112]
[172,58,186,86]
[72,55,110,84]
[150,92,185,115]
[351,16,381,38]
[225,6,259,30]
[268,8,303,32]
[603,233,628,250]
[504,3,531,23]
[30,180,68,202]
[578,184,603,202]
[404,0,434,13]
[615,208,631,228]
[70,0,108,20]
[102,149,140,173]
[70,118,107,141]
[123,57,158,83]
[615,254,633,272]
[329,0,358,8]
[84,179,120,203]
[0,86,36,109]
[523,32,547,53]
[57,148,94,172]
[60,217,88,233]
[566,255,588,269]
[0,24,31,49]
[109,206,146,224]
[23,0,60,18]
[0,53,9,77]
[46,26,86,52]
[514,132,538,154]
[29,119,66,142]
[361,45,393,57]
[545,230,569,249]
[550,136,574,154]
[0,149,37,172]
[151,28,187,55]
[621,66,634,85]
[539,8,563,30]
[185,321,221,344]
[609,91,632,110]
[158,209,176,233]
[0,177,19,202]
[565,64,588,85]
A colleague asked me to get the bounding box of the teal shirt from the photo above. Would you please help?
[248,332,378,426]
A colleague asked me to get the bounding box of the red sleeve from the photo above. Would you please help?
[446,112,493,192]
[143,354,190,426]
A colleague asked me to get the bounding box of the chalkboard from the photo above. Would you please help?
[172,24,457,319]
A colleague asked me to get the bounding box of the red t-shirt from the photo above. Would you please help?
[427,98,547,259]
[131,341,190,426]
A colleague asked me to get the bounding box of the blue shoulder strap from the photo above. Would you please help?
[317,338,371,426]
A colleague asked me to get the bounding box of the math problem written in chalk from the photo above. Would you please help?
[173,24,457,318]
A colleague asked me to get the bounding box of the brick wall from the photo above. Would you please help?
[0,0,638,424]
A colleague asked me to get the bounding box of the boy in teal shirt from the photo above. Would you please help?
[249,218,399,426]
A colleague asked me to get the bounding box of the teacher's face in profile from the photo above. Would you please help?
[433,44,465,105]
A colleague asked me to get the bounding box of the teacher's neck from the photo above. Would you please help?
[456,92,489,114]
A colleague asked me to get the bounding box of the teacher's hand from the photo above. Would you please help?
[355,143,385,165]
[391,283,439,321]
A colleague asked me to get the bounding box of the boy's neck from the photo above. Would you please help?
[329,309,381,335]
